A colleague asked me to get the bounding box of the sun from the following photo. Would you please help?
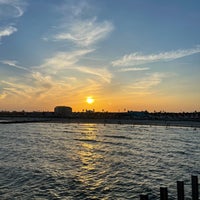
[86,96,94,104]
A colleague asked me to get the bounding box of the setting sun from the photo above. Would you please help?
[86,96,94,104]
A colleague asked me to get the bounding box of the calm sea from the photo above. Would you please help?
[0,123,199,200]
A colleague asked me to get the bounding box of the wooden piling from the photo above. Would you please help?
[192,175,199,200]
[160,187,168,200]
[177,181,184,200]
[139,175,199,199]
[140,194,149,200]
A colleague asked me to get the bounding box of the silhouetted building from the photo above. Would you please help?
[54,106,72,117]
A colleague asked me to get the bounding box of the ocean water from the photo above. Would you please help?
[0,123,199,200]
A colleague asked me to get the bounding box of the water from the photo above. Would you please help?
[0,123,199,200]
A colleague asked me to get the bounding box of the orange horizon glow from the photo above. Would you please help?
[0,93,199,113]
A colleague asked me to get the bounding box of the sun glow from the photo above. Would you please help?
[86,96,94,104]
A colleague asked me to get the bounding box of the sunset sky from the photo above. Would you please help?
[0,0,200,112]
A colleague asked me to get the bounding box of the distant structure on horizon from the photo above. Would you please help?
[54,106,72,117]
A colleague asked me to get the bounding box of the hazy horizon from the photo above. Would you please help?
[0,0,200,112]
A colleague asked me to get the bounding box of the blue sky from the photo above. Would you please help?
[0,0,200,112]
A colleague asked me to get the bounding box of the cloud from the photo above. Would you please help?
[1,71,54,99]
[38,51,112,83]
[1,60,18,66]
[59,0,91,18]
[32,72,53,89]
[0,92,7,99]
[76,66,112,83]
[1,80,33,98]
[0,0,26,42]
[112,46,200,67]
[70,1,90,17]
[0,0,26,18]
[128,73,167,90]
[54,17,114,47]
[0,1,114,105]
[0,26,17,40]
[105,73,166,97]
[118,67,149,72]
[0,70,107,104]
[38,49,94,72]
[52,1,114,47]
[0,60,30,71]
[32,48,112,84]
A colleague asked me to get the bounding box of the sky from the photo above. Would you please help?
[0,0,200,112]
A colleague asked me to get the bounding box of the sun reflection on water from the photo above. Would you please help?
[76,124,107,196]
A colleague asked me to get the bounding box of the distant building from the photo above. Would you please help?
[54,106,72,117]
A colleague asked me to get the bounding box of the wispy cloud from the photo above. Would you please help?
[0,0,26,18]
[106,73,167,97]
[54,17,114,47]
[39,53,112,83]
[1,60,30,71]
[0,26,17,40]
[1,80,33,98]
[0,92,7,99]
[118,67,149,72]
[51,0,113,47]
[38,49,94,72]
[32,48,112,84]
[112,46,200,67]
[41,1,113,83]
[32,72,53,89]
[127,73,167,90]
[58,0,91,18]
[0,71,107,109]
[76,66,112,83]
[70,1,90,17]
[1,72,54,99]
[0,0,26,43]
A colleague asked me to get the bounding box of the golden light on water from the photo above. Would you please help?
[75,124,105,193]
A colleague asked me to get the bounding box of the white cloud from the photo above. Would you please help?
[32,72,53,89]
[112,46,200,67]
[39,49,94,72]
[128,73,166,90]
[0,26,17,40]
[0,71,107,103]
[69,0,91,18]
[55,0,90,18]
[52,1,114,47]
[54,18,114,47]
[1,60,30,71]
[1,72,54,99]
[1,80,33,98]
[118,67,149,72]
[0,0,26,18]
[0,0,26,42]
[33,48,112,83]
[76,66,112,83]
[1,60,18,66]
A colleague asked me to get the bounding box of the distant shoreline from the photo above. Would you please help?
[0,117,200,128]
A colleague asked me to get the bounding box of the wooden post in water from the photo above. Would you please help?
[192,175,199,200]
[160,187,168,200]
[140,194,149,200]
[177,181,184,200]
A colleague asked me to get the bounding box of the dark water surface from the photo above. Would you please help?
[0,123,199,199]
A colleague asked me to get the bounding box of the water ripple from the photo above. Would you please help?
[0,123,199,199]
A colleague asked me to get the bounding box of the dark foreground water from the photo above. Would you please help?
[0,123,199,200]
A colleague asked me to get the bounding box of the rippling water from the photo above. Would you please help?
[0,123,199,199]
